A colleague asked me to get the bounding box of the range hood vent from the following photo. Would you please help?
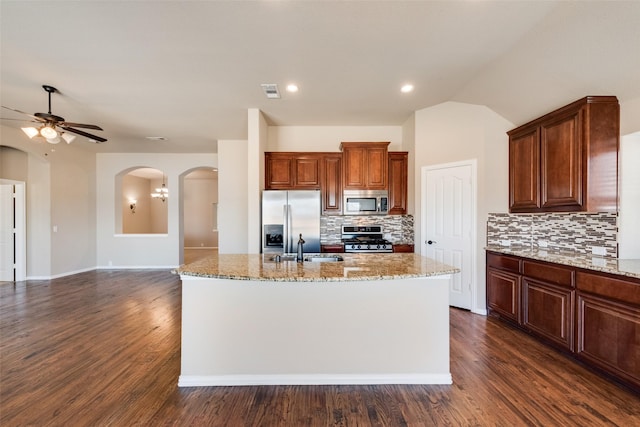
[260,84,281,99]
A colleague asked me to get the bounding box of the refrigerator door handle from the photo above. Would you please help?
[286,204,293,253]
[283,204,289,253]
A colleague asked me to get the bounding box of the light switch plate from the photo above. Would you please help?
[501,240,511,247]
[591,246,607,256]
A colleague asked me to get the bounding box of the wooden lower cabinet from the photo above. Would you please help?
[576,271,640,390]
[486,251,640,392]
[522,278,574,351]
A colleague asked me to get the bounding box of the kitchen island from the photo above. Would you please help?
[176,253,458,387]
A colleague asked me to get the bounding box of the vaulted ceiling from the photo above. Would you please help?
[1,1,639,153]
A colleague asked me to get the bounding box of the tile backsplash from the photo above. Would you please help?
[321,215,414,244]
[487,212,618,258]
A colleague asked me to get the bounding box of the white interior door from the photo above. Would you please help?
[422,161,475,310]
[0,184,14,282]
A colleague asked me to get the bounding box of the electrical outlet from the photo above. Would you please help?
[501,240,511,247]
[591,246,607,256]
[538,240,548,248]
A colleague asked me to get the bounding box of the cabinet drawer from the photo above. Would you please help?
[576,271,640,306]
[523,260,574,288]
[487,252,521,274]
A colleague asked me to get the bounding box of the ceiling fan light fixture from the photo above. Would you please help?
[61,133,76,144]
[40,125,58,139]
[46,136,61,144]
[21,127,39,139]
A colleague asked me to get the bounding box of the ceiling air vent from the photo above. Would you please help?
[260,84,281,99]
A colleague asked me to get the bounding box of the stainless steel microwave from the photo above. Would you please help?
[343,190,389,215]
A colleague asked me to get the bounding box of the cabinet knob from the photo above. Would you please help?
[426,240,436,245]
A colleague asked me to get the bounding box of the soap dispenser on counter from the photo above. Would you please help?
[296,233,305,262]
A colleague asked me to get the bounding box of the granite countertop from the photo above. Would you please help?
[176,253,459,282]
[485,246,640,280]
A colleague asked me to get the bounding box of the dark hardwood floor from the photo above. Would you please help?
[1,270,638,426]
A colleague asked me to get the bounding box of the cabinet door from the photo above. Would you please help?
[321,154,342,215]
[388,152,408,214]
[577,292,640,388]
[366,146,388,189]
[509,128,540,212]
[487,268,521,324]
[265,153,294,189]
[342,146,367,189]
[293,155,321,188]
[522,278,574,351]
[540,110,582,210]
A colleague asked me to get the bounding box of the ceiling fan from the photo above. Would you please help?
[1,85,107,144]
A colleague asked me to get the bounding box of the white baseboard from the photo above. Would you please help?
[178,373,453,387]
[472,308,488,316]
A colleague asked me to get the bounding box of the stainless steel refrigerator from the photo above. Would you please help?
[262,190,321,254]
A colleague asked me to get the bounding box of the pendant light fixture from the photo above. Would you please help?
[151,174,169,202]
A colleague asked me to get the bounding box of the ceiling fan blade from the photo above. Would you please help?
[0,117,39,123]
[60,122,103,131]
[1,105,44,122]
[59,126,107,143]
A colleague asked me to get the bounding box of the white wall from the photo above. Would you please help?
[218,140,248,254]
[413,102,513,314]
[402,115,416,214]
[96,153,216,268]
[619,131,640,259]
[267,126,403,152]
[621,97,640,136]
[1,126,96,279]
[247,109,267,254]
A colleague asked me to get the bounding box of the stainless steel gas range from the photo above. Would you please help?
[341,225,393,253]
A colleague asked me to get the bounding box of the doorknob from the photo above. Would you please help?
[426,240,437,245]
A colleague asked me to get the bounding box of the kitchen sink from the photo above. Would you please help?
[304,255,343,262]
[267,254,343,262]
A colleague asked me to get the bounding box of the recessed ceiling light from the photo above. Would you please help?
[145,136,167,141]
[401,84,414,93]
[286,84,299,93]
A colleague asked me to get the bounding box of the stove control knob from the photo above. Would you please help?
[376,245,381,249]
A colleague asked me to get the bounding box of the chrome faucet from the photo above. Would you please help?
[296,233,305,262]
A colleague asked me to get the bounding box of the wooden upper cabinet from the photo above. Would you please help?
[321,154,342,215]
[508,96,619,213]
[388,152,408,215]
[340,142,390,190]
[265,153,321,189]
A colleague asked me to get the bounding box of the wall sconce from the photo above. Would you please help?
[129,200,137,214]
